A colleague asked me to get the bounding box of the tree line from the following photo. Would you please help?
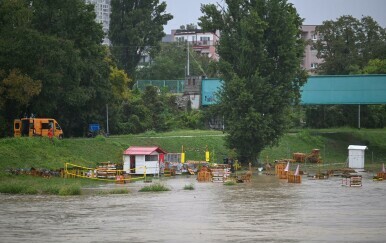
[0,0,198,137]
[0,0,221,138]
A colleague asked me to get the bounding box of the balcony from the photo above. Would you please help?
[190,40,214,47]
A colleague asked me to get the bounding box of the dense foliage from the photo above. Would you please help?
[0,0,199,137]
[314,15,386,75]
[199,0,307,163]
[0,0,114,137]
[118,86,205,134]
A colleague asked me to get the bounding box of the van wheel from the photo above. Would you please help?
[59,135,63,140]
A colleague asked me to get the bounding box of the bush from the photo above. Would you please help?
[108,188,130,194]
[183,183,195,190]
[224,180,236,186]
[0,183,24,194]
[58,184,81,196]
[139,183,170,192]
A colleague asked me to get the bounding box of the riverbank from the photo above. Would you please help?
[1,128,386,195]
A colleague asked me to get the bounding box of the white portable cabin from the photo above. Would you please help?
[348,145,368,170]
[123,146,167,175]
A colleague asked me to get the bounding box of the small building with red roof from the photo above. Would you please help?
[123,146,167,175]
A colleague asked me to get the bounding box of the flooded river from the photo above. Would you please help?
[1,173,386,242]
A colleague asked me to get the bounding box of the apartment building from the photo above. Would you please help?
[301,25,323,73]
[167,26,323,72]
[84,0,111,45]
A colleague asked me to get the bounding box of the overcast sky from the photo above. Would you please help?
[163,0,386,33]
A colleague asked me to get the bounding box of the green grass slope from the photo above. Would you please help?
[1,128,386,173]
[1,128,386,195]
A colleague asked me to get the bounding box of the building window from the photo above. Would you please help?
[188,78,191,85]
[193,79,196,86]
[311,63,318,69]
[200,36,210,45]
[176,37,185,42]
[145,155,158,161]
[311,31,317,40]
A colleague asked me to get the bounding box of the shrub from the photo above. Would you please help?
[139,183,170,192]
[109,188,130,194]
[183,183,195,190]
[0,183,24,194]
[59,184,81,196]
[224,180,237,186]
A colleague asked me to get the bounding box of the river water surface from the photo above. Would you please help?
[1,173,386,242]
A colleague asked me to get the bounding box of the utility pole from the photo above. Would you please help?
[358,104,361,129]
[106,104,109,136]
[187,40,190,76]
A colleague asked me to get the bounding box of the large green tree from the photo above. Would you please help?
[314,15,386,75]
[109,0,173,79]
[0,0,111,137]
[199,0,307,163]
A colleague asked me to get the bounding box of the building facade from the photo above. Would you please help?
[170,29,220,61]
[84,0,111,45]
[301,25,323,73]
[167,26,323,72]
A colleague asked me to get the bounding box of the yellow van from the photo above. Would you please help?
[14,118,64,139]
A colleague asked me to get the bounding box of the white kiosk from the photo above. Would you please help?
[348,145,368,171]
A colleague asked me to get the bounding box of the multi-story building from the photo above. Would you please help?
[84,0,111,45]
[167,26,323,73]
[301,25,323,73]
[170,29,220,61]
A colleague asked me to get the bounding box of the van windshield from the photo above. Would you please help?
[55,123,62,130]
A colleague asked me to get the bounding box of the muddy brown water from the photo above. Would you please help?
[1,173,386,243]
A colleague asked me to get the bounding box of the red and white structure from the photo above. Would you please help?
[123,146,167,175]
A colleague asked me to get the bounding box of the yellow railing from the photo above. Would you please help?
[64,162,147,182]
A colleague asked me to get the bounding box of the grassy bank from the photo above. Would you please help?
[0,130,226,171]
[1,128,386,194]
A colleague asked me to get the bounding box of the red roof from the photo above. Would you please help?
[123,146,167,155]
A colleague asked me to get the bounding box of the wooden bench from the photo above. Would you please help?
[164,168,175,177]
[211,169,225,183]
[342,175,362,187]
[197,171,211,182]
[377,172,386,180]
[288,174,301,183]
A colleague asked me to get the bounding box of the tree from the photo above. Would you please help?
[179,23,197,30]
[186,23,198,30]
[0,0,43,134]
[109,0,173,79]
[314,15,386,75]
[0,0,112,137]
[0,69,42,109]
[199,0,306,163]
[363,59,386,74]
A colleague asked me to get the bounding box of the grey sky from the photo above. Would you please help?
[163,0,386,33]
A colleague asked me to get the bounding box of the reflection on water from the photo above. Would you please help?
[1,173,386,242]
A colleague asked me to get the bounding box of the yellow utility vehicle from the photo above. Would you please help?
[14,118,64,139]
